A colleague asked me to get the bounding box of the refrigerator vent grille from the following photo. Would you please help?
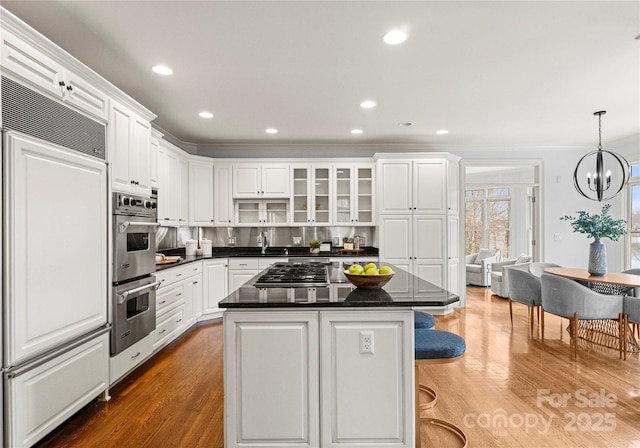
[1,76,106,160]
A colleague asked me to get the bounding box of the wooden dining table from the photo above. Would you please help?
[544,267,640,353]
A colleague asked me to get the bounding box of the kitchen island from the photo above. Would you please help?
[219,262,458,448]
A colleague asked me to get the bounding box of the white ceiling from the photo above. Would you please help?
[2,1,639,152]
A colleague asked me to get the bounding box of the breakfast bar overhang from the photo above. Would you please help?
[219,262,459,448]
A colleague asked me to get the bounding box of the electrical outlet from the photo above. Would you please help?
[359,331,374,354]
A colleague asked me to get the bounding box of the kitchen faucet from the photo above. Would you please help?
[260,231,269,254]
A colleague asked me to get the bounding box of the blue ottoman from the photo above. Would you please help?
[414,311,436,329]
[414,329,467,447]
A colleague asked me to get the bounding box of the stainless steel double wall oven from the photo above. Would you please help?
[112,190,160,355]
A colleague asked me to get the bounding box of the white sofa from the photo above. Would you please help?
[465,249,502,287]
[490,255,532,298]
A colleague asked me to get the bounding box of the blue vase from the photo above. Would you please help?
[588,238,607,276]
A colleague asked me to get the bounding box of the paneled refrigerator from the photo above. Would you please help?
[1,76,110,447]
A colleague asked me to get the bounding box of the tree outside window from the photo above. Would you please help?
[465,187,511,257]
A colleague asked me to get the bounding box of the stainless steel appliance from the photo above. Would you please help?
[113,191,159,282]
[253,263,330,288]
[112,190,160,355]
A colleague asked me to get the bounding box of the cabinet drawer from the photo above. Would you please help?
[229,258,260,270]
[156,283,184,316]
[6,332,110,448]
[109,333,153,386]
[156,262,202,287]
[154,306,185,351]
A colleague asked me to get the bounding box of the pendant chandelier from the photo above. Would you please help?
[573,111,630,202]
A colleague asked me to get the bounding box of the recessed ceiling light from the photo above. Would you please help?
[199,111,214,119]
[152,65,173,76]
[265,128,278,134]
[383,29,407,45]
[398,122,413,127]
[351,129,363,134]
[360,100,376,109]
[436,130,449,135]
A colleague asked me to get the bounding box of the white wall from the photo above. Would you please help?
[452,134,639,272]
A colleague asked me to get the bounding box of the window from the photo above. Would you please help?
[465,187,511,257]
[629,164,640,268]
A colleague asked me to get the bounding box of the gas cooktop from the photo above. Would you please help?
[253,263,329,288]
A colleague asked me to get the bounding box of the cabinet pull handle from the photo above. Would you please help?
[176,292,182,297]
[58,81,66,87]
[66,85,73,92]
[159,329,166,335]
[176,273,183,277]
[193,281,198,284]
[131,352,141,360]
[176,318,183,323]
[159,300,167,304]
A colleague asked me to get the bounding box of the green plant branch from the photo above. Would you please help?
[560,204,627,241]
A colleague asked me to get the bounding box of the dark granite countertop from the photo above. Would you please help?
[219,262,459,308]
[155,246,379,272]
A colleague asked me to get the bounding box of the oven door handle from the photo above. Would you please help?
[119,221,160,232]
[118,281,162,304]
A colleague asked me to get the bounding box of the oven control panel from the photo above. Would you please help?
[113,192,158,217]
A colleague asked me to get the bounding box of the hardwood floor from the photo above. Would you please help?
[36,287,640,448]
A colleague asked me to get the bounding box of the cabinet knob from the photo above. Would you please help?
[58,81,66,87]
[66,85,73,92]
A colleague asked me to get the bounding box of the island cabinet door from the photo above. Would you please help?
[224,311,320,447]
[320,310,414,448]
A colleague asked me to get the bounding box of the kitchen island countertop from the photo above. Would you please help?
[219,262,459,308]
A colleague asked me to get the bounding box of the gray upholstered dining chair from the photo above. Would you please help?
[506,262,561,334]
[540,272,625,359]
[622,269,640,358]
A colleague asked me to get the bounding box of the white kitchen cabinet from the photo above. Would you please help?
[157,141,181,226]
[1,30,109,121]
[320,310,413,447]
[149,129,162,188]
[224,309,413,448]
[378,214,445,291]
[6,332,110,448]
[179,157,189,226]
[189,160,215,226]
[202,258,229,319]
[214,164,234,225]
[154,262,202,351]
[332,163,375,225]
[227,258,287,294]
[229,269,258,294]
[110,101,151,195]
[376,154,461,299]
[377,159,445,215]
[233,163,290,198]
[109,332,154,386]
[235,199,289,226]
[225,311,320,447]
[291,164,332,225]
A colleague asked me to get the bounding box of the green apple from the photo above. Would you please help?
[363,262,378,272]
[379,266,394,275]
[349,264,365,275]
[365,267,379,275]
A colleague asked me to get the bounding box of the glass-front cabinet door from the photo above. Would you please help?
[334,166,353,224]
[291,165,332,225]
[235,200,289,226]
[332,163,375,225]
[355,165,374,225]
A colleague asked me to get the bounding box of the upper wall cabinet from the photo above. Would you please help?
[233,164,290,198]
[189,160,215,227]
[377,159,446,215]
[109,101,152,196]
[1,30,109,121]
[214,164,234,226]
[333,163,375,225]
[291,164,332,226]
